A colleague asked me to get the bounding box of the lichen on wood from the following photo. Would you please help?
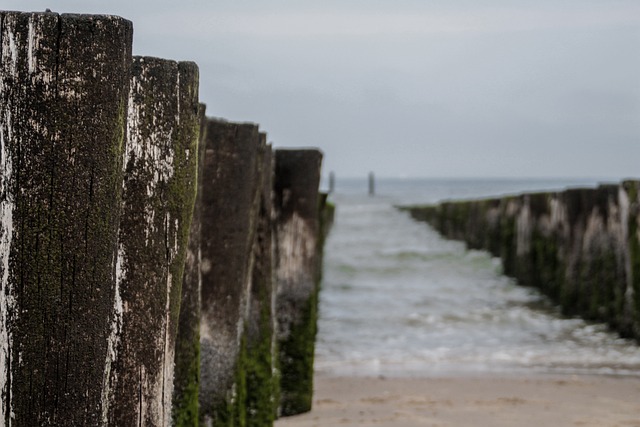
[0,11,133,426]
[172,103,207,427]
[107,56,199,426]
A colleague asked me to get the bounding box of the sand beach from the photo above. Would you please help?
[275,374,640,427]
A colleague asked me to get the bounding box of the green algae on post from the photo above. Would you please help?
[274,149,324,416]
[198,119,263,426]
[172,103,208,427]
[107,56,199,426]
[245,139,279,427]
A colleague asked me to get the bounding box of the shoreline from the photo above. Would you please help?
[275,372,640,427]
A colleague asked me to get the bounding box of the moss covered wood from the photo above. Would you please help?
[0,11,132,425]
[401,181,640,342]
[274,193,333,419]
[244,136,279,427]
[198,119,262,426]
[172,103,207,426]
[107,56,199,426]
[274,149,323,416]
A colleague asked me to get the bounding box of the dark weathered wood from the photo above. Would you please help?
[199,119,262,425]
[107,56,199,426]
[245,135,278,426]
[274,149,323,416]
[0,10,334,426]
[329,171,335,194]
[172,103,208,426]
[0,11,132,426]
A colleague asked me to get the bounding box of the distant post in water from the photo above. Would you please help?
[329,171,335,194]
[369,172,375,196]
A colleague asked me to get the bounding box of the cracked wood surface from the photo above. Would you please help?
[108,56,199,427]
[0,11,132,426]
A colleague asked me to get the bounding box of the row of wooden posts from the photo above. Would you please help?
[0,11,333,426]
[403,181,640,342]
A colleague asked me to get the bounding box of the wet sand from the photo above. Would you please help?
[275,374,640,427]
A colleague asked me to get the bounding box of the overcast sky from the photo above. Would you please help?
[5,1,640,179]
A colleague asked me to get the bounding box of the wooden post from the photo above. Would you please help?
[107,56,200,426]
[0,12,132,425]
[172,103,208,426]
[274,149,323,416]
[199,119,262,425]
[329,171,335,194]
[622,181,640,338]
[244,135,278,426]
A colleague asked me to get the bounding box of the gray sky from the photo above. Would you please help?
[5,1,640,179]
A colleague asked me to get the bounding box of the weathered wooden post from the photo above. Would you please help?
[328,171,335,194]
[559,188,598,313]
[199,119,262,426]
[622,180,640,338]
[107,56,200,426]
[244,134,278,426]
[172,103,208,426]
[0,11,132,425]
[274,149,323,416]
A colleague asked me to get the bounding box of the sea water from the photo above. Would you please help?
[315,178,640,377]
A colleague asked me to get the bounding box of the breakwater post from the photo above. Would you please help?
[274,149,324,416]
[172,102,208,426]
[329,171,335,194]
[107,56,200,426]
[0,11,133,425]
[402,181,640,341]
[244,133,278,427]
[198,118,263,425]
